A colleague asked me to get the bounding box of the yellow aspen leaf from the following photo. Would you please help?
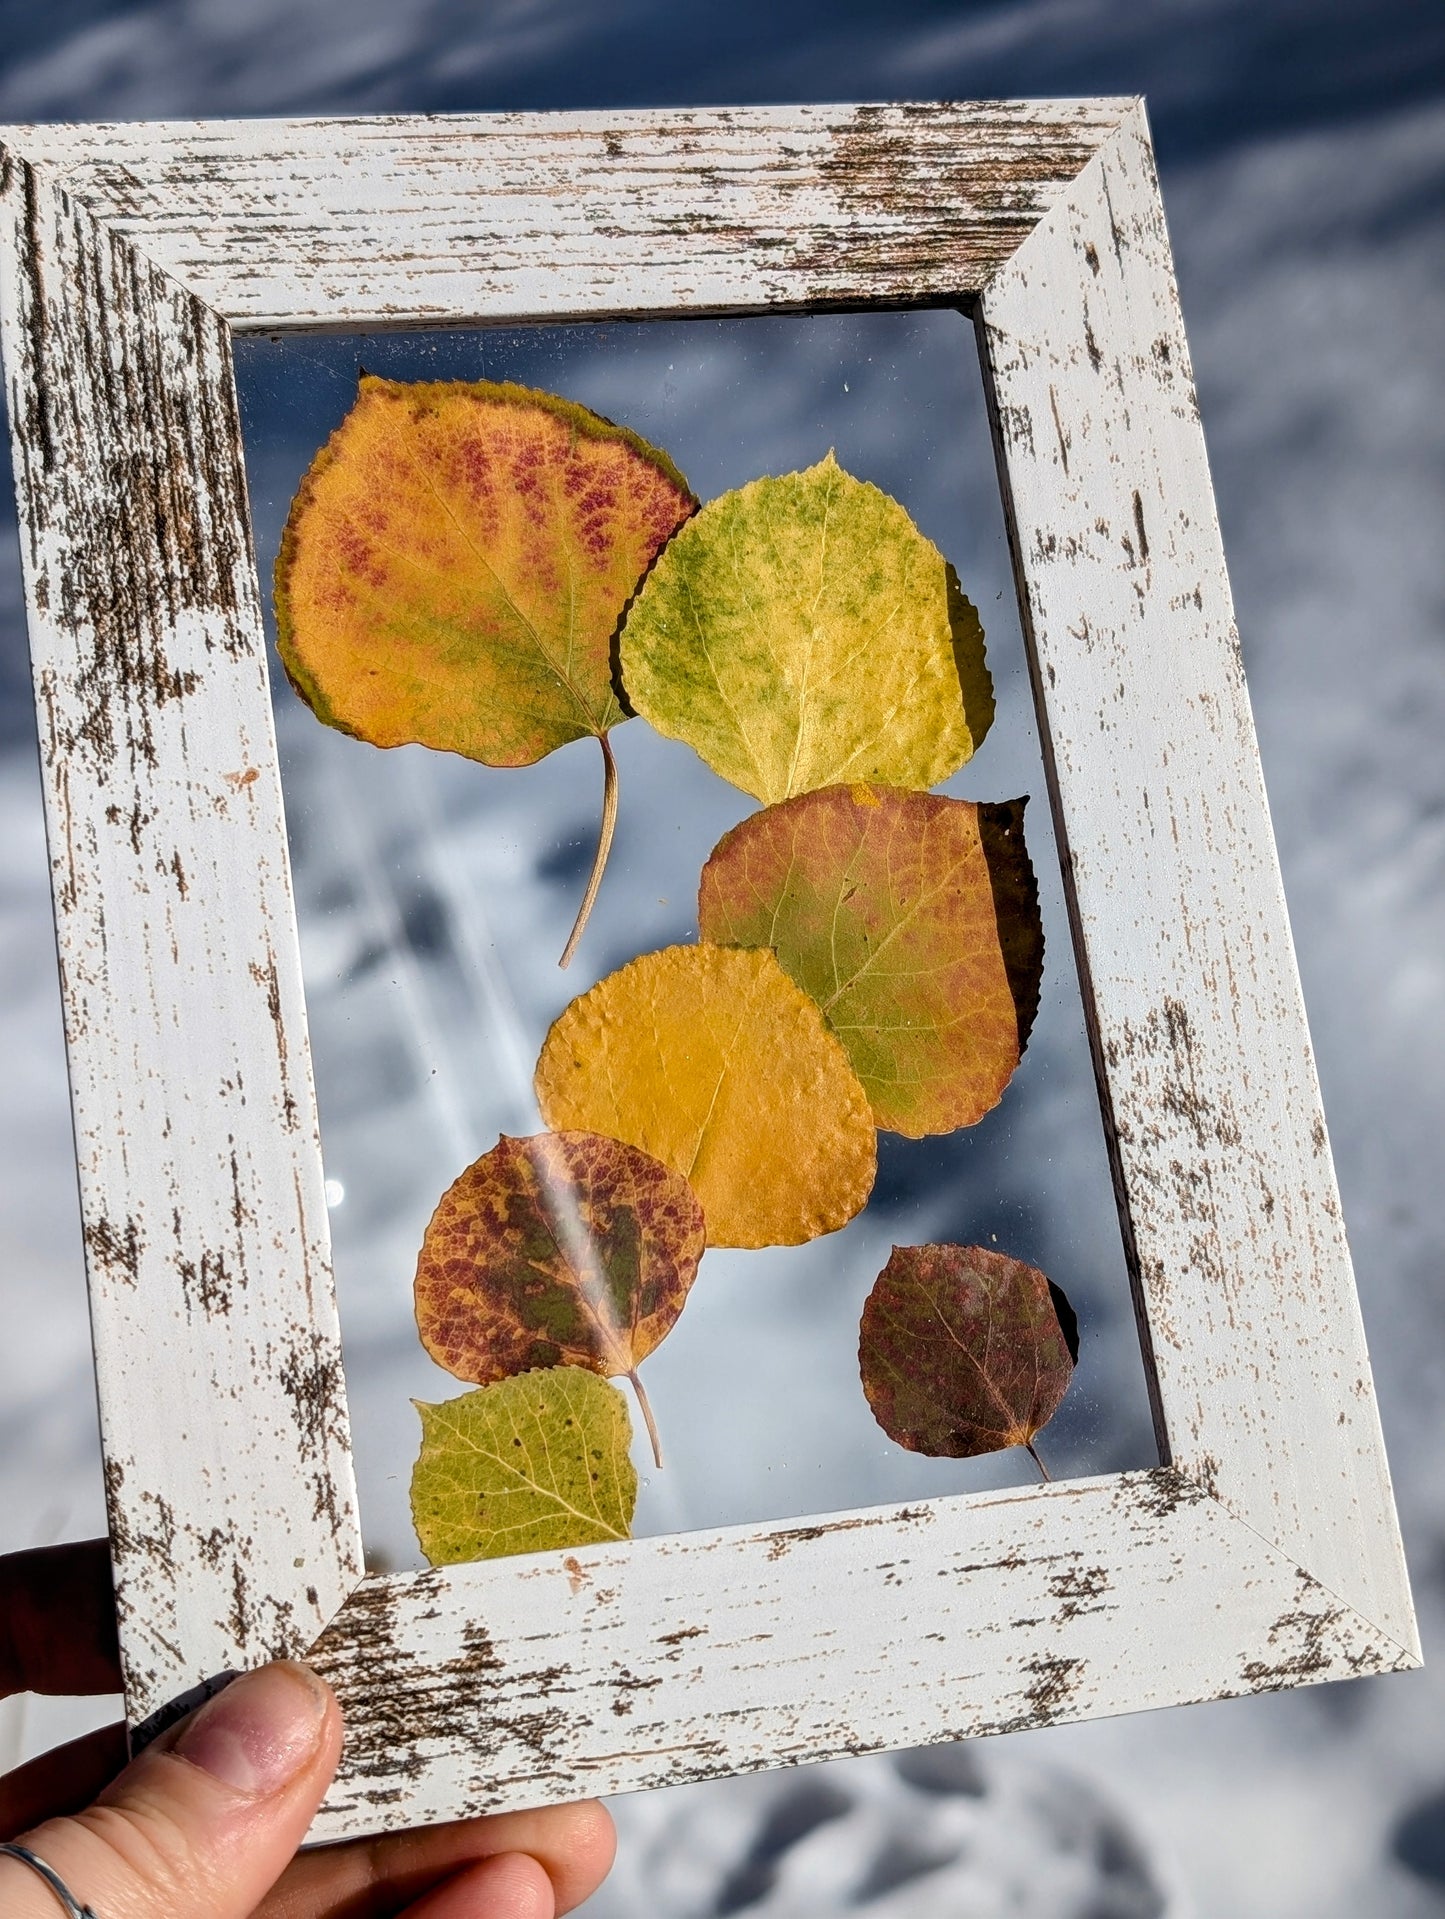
[534,943,876,1249]
[859,1244,1075,1474]
[411,1368,636,1566]
[414,1131,703,1465]
[617,451,993,803]
[275,376,696,963]
[698,786,1043,1136]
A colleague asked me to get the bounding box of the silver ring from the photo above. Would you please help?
[0,1844,99,1917]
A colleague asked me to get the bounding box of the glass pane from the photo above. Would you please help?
[234,309,1157,1576]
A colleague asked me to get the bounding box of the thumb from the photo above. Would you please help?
[0,1662,341,1919]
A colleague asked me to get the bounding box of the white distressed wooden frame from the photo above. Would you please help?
[0,102,1417,1840]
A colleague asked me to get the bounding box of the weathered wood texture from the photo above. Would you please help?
[0,151,363,1731]
[0,101,1415,1833]
[308,1470,1409,1840]
[977,100,1415,1652]
[0,103,1127,329]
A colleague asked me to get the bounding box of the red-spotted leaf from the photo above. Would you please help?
[698,785,1043,1136]
[414,1130,704,1465]
[276,377,695,964]
[859,1244,1074,1471]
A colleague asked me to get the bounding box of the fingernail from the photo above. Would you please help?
[174,1662,330,1797]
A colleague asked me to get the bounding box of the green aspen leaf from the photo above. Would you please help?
[276,376,696,963]
[414,1130,703,1465]
[411,1368,636,1566]
[617,452,992,804]
[859,1244,1075,1467]
[698,785,1043,1136]
[534,943,876,1250]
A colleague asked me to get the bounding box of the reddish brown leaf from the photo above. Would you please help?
[414,1131,703,1461]
[859,1243,1074,1462]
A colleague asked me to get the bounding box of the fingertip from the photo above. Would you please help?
[553,1798,616,1906]
[0,1541,121,1700]
[38,1662,345,1918]
[521,1797,615,1912]
[308,1666,347,1775]
[412,1849,556,1919]
[161,1662,336,1802]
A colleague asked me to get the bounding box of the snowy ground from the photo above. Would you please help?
[1,5,1442,1913]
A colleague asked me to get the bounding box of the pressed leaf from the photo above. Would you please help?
[617,452,992,804]
[276,376,696,961]
[414,1130,703,1463]
[534,943,876,1249]
[277,376,693,758]
[859,1243,1074,1463]
[698,785,1042,1136]
[411,1368,636,1566]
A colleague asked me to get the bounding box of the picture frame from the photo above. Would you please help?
[0,99,1417,1842]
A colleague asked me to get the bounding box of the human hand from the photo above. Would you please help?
[0,1542,614,1917]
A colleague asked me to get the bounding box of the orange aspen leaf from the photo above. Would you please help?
[276,376,695,963]
[534,943,876,1250]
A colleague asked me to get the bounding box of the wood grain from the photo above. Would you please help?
[0,150,363,1733]
[308,1469,1410,1838]
[977,100,1415,1651]
[1,104,1127,329]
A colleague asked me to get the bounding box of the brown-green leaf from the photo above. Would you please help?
[859,1244,1074,1467]
[414,1130,703,1464]
[411,1368,636,1566]
[275,376,696,962]
[534,943,876,1249]
[617,452,992,803]
[698,785,1042,1136]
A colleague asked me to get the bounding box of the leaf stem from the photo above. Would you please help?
[627,1368,663,1469]
[1025,1439,1051,1483]
[559,731,619,970]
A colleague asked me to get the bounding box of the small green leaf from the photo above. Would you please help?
[411,1368,636,1565]
[618,452,992,804]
